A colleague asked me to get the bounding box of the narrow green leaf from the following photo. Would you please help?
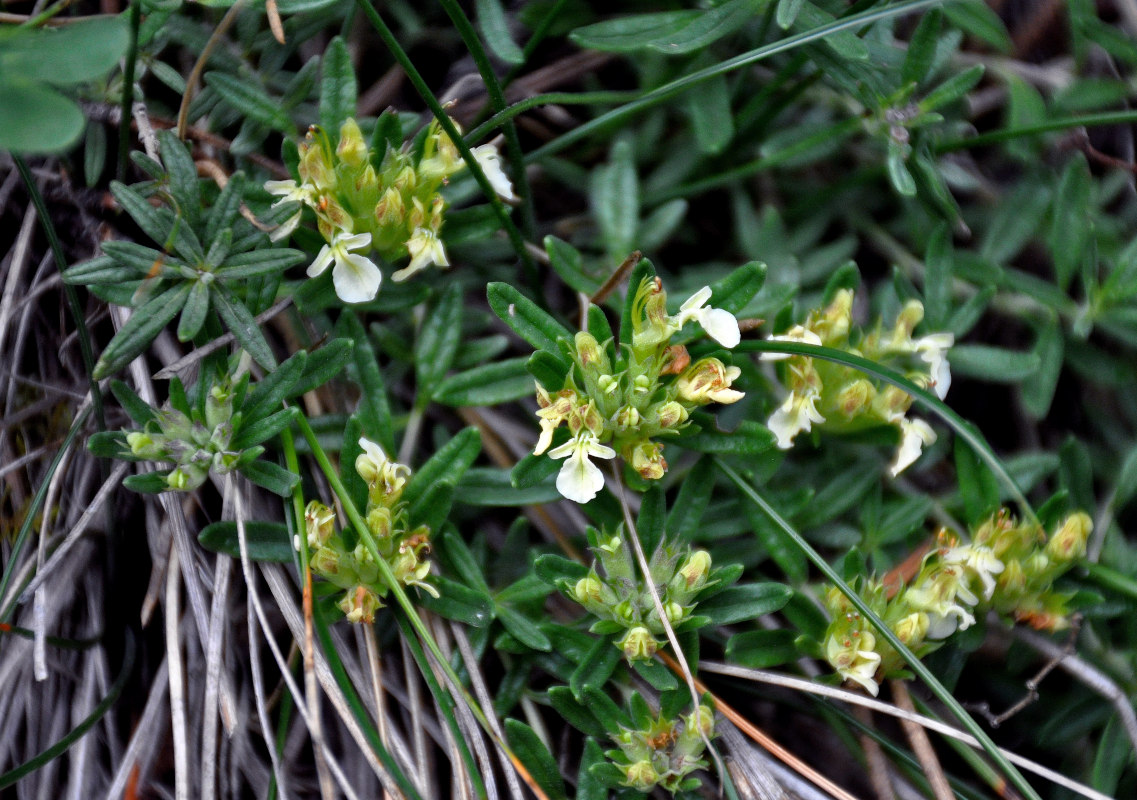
[955,434,999,524]
[319,37,357,133]
[496,606,552,651]
[84,122,106,185]
[570,0,755,55]
[505,719,567,800]
[204,72,292,131]
[214,248,306,279]
[1021,322,1064,419]
[1047,154,1092,290]
[776,0,805,29]
[666,457,715,542]
[697,583,793,625]
[902,8,942,86]
[87,431,136,460]
[590,139,639,258]
[943,0,1012,54]
[476,0,525,64]
[414,284,463,392]
[887,141,917,197]
[177,280,210,342]
[62,255,135,286]
[571,636,621,698]
[923,224,952,329]
[674,420,776,455]
[94,284,191,379]
[919,64,985,112]
[205,172,245,247]
[548,687,606,738]
[576,739,608,800]
[433,357,534,407]
[231,407,299,450]
[710,260,767,315]
[238,459,300,497]
[457,467,560,506]
[725,629,799,669]
[403,427,481,509]
[110,379,156,425]
[123,471,172,493]
[110,181,173,249]
[795,2,868,60]
[636,486,666,555]
[157,130,201,226]
[418,576,494,627]
[212,286,278,370]
[336,311,394,453]
[545,236,599,295]
[950,344,1040,383]
[243,353,306,422]
[198,520,293,562]
[293,339,353,396]
[684,72,733,155]
[487,282,573,356]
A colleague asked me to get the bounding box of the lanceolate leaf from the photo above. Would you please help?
[94,284,191,379]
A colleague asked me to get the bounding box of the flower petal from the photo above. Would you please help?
[700,307,741,348]
[333,252,382,303]
[307,244,334,277]
[889,418,936,476]
[556,449,605,504]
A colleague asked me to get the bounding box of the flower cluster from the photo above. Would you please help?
[606,698,715,793]
[266,117,513,303]
[822,509,1091,695]
[535,278,744,503]
[762,290,952,475]
[124,377,256,491]
[561,529,717,662]
[305,438,437,623]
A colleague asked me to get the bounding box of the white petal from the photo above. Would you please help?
[556,449,605,504]
[307,244,334,277]
[699,307,741,348]
[584,439,617,460]
[333,253,382,303]
[679,286,713,315]
[265,179,299,197]
[472,144,517,202]
[359,437,388,466]
[767,395,803,450]
[340,231,373,252]
[269,209,302,243]
[889,418,936,476]
[760,327,823,360]
[534,419,556,456]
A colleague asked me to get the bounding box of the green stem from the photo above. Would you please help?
[355,0,535,273]
[14,157,106,433]
[525,0,944,163]
[716,461,1042,800]
[118,1,142,182]
[464,90,639,144]
[0,628,135,788]
[437,0,537,243]
[733,339,1036,523]
[936,110,1137,153]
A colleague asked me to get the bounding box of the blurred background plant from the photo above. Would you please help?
[1,1,1136,798]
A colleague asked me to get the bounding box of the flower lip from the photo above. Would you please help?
[308,229,381,303]
[547,432,616,504]
[672,286,741,348]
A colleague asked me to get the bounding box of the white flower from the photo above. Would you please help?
[394,227,449,282]
[914,333,953,399]
[889,417,936,476]
[826,631,881,696]
[265,178,314,207]
[671,286,741,348]
[471,143,517,202]
[759,326,823,360]
[943,544,1005,600]
[355,437,411,497]
[767,389,825,449]
[547,432,616,504]
[308,230,381,304]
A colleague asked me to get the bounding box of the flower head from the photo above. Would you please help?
[547,431,616,503]
[671,286,741,348]
[308,229,381,304]
[826,630,882,695]
[355,437,411,503]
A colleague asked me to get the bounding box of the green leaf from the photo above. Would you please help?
[319,37,357,133]
[123,471,173,493]
[955,433,999,524]
[743,497,808,586]
[487,283,573,356]
[570,0,756,55]
[696,583,793,625]
[62,255,135,286]
[548,686,606,738]
[212,286,277,370]
[902,8,942,86]
[110,182,173,252]
[511,450,560,490]
[336,312,394,453]
[887,140,917,197]
[204,72,292,132]
[776,0,805,29]
[0,79,84,154]
[94,285,191,379]
[545,236,599,295]
[496,606,552,651]
[0,16,129,86]
[1047,154,1092,290]
[418,576,494,627]
[87,431,136,460]
[241,354,305,424]
[950,344,1040,383]
[504,720,567,800]
[919,64,984,113]
[576,738,608,800]
[434,357,534,407]
[403,427,481,510]
[710,260,767,315]
[943,0,1012,54]
[205,172,245,247]
[527,350,567,390]
[414,284,463,392]
[198,520,293,562]
[110,380,156,425]
[633,658,678,691]
[435,528,492,594]
[407,480,456,532]
[214,249,306,280]
[534,554,589,586]
[579,685,629,731]
[238,459,300,497]
[795,2,868,60]
[590,139,639,258]
[1021,322,1064,419]
[683,72,733,155]
[83,122,106,185]
[674,420,776,455]
[157,131,201,226]
[571,636,621,699]
[636,486,666,555]
[293,339,353,396]
[666,457,715,542]
[923,224,952,329]
[476,0,525,65]
[231,407,299,450]
[725,629,800,669]
[177,280,210,342]
[456,467,560,506]
[100,241,184,278]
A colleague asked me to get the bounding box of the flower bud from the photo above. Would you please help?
[618,626,660,661]
[836,379,876,418]
[336,119,368,167]
[206,382,234,429]
[339,585,382,624]
[675,550,712,594]
[1047,512,1091,563]
[622,760,659,791]
[167,463,208,491]
[367,505,393,540]
[127,431,166,459]
[660,344,691,376]
[630,440,666,480]
[892,299,925,342]
[575,332,609,372]
[572,575,605,607]
[685,704,715,739]
[818,289,854,341]
[892,612,929,647]
[310,546,347,581]
[305,501,336,548]
[615,405,641,430]
[655,400,689,429]
[675,358,744,405]
[375,187,405,226]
